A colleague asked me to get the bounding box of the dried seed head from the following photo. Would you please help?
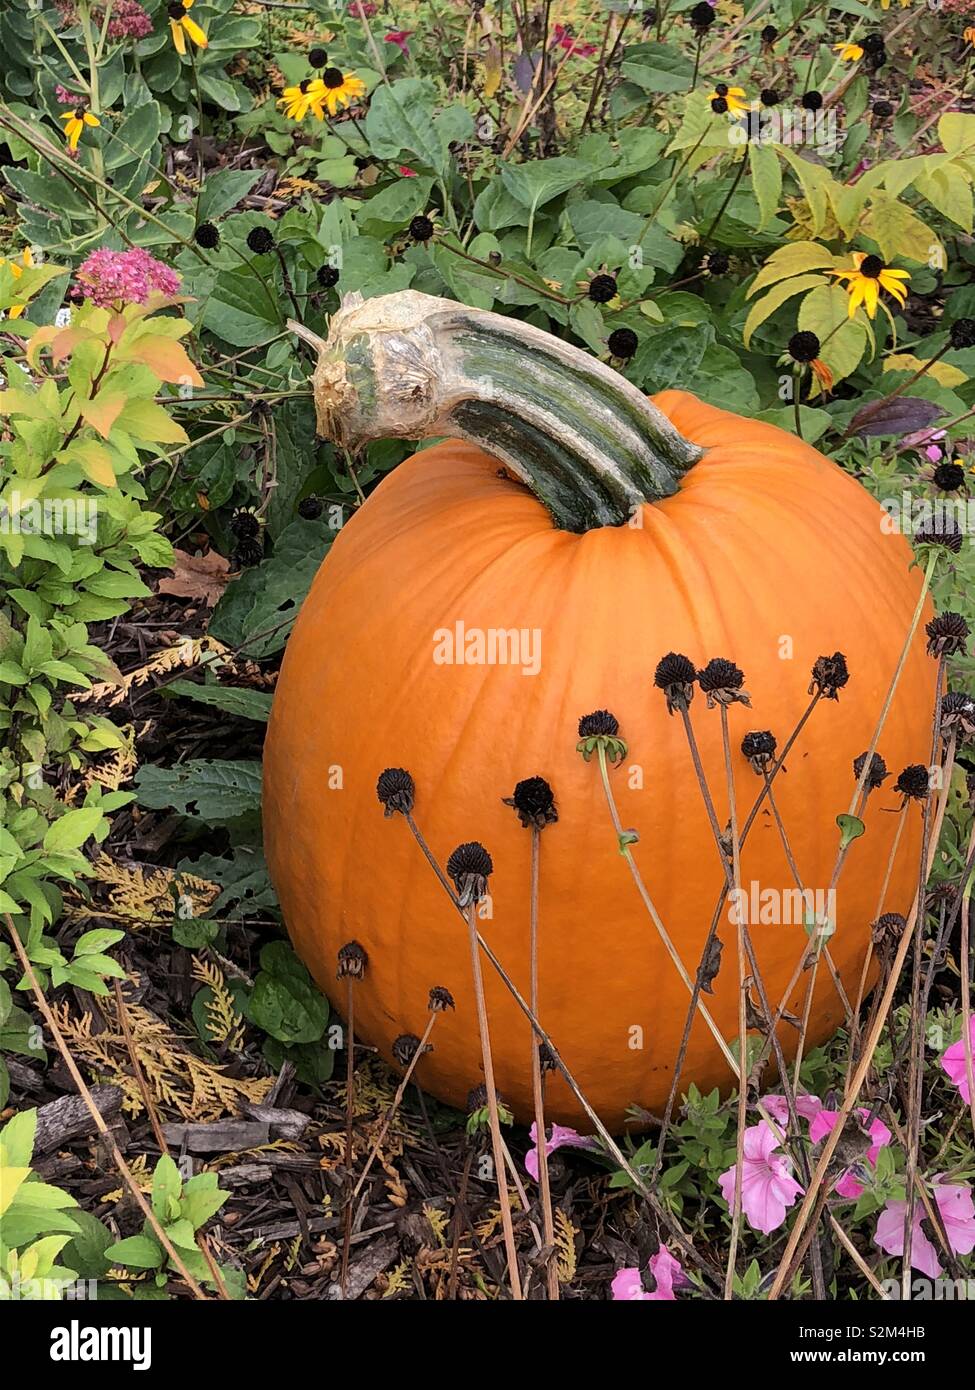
[428,985,455,1012]
[760,23,777,41]
[193,221,220,249]
[760,88,779,107]
[298,494,324,520]
[392,1033,428,1067]
[337,940,368,980]
[941,691,975,738]
[588,272,618,304]
[308,46,329,67]
[932,461,966,493]
[317,264,340,289]
[872,100,893,119]
[801,90,823,111]
[376,766,416,817]
[741,729,777,773]
[697,657,750,708]
[446,841,493,907]
[853,750,889,790]
[538,1041,557,1073]
[654,651,697,714]
[467,1083,489,1113]
[246,226,275,254]
[895,764,931,802]
[949,318,975,350]
[578,709,619,737]
[607,326,638,360]
[914,514,964,553]
[230,507,260,540]
[871,912,906,948]
[690,0,715,29]
[705,250,729,276]
[503,775,558,830]
[925,611,970,659]
[788,330,821,364]
[809,651,850,700]
[408,214,434,243]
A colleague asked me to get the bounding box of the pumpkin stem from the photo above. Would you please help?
[294,291,704,532]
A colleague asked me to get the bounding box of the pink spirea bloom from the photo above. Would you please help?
[941,1015,975,1104]
[101,0,152,39]
[77,248,180,308]
[55,84,78,105]
[384,30,412,54]
[718,1122,804,1233]
[808,1107,892,1199]
[611,1245,687,1301]
[875,1180,975,1277]
[525,1122,597,1180]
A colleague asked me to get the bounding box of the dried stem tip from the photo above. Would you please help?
[809,652,850,700]
[654,651,696,715]
[428,986,455,1012]
[447,841,493,907]
[741,729,777,773]
[853,750,889,790]
[503,776,558,829]
[376,766,416,816]
[337,940,368,980]
[392,1033,430,1067]
[941,691,975,738]
[697,658,750,708]
[894,764,930,802]
[926,612,970,659]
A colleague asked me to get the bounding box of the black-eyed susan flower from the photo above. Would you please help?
[785,330,833,391]
[168,0,208,55]
[60,105,100,150]
[578,266,621,304]
[277,77,327,121]
[0,247,33,319]
[709,83,748,114]
[318,67,366,116]
[832,41,864,62]
[829,252,910,319]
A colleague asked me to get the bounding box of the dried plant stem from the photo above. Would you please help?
[528,825,560,1300]
[767,753,957,1299]
[463,902,523,1300]
[350,1013,439,1205]
[720,707,748,1301]
[339,976,357,1298]
[4,915,208,1300]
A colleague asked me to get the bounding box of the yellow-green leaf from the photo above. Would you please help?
[747,241,836,299]
[115,398,190,446]
[743,273,828,348]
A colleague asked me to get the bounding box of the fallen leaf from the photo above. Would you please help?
[158,549,232,608]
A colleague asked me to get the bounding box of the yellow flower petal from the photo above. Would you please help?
[182,15,208,48]
[863,278,879,317]
[171,18,186,54]
[83,112,100,128]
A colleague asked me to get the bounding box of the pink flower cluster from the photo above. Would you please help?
[524,1122,598,1180]
[77,248,180,308]
[56,0,152,38]
[876,1181,975,1277]
[941,1015,975,1104]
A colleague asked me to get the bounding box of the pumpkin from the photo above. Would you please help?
[263,291,933,1130]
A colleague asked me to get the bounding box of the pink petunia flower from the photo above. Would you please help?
[525,1121,597,1180]
[759,1093,823,1130]
[611,1245,687,1301]
[875,1179,975,1277]
[809,1107,892,1200]
[941,1016,975,1104]
[77,247,181,309]
[384,30,412,55]
[718,1122,804,1233]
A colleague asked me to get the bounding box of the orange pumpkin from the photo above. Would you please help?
[264,292,933,1130]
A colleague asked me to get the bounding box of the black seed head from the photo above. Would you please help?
[949,318,975,350]
[714,83,729,97]
[428,986,455,1012]
[853,750,889,790]
[690,1,715,29]
[862,32,885,52]
[322,67,344,89]
[317,264,340,288]
[872,100,893,119]
[654,651,697,715]
[710,97,728,114]
[860,254,883,279]
[895,764,931,802]
[809,652,850,700]
[308,46,329,67]
[392,1033,428,1067]
[337,940,368,980]
[230,507,260,539]
[446,841,493,907]
[788,330,821,364]
[588,272,618,304]
[872,912,906,947]
[231,536,264,568]
[194,220,220,249]
[801,90,823,111]
[697,657,750,707]
[503,776,558,830]
[760,88,779,107]
[376,766,415,817]
[926,611,970,658]
[578,710,619,737]
[865,44,886,70]
[706,250,729,276]
[246,226,275,254]
[608,326,638,359]
[914,515,964,553]
[941,690,975,738]
[741,729,777,773]
[409,214,435,243]
[760,24,777,42]
[467,1083,489,1113]
[932,461,966,493]
[298,494,323,520]
[538,1041,557,1073]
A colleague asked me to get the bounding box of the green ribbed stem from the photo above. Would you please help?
[292,290,704,533]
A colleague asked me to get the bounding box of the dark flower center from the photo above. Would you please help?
[860,254,883,279]
[322,67,344,88]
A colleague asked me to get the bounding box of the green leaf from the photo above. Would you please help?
[742,273,827,348]
[364,79,449,173]
[134,760,263,823]
[42,808,104,854]
[152,1155,182,1224]
[167,680,273,722]
[202,269,282,348]
[209,517,332,658]
[105,1234,165,1270]
[749,142,782,233]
